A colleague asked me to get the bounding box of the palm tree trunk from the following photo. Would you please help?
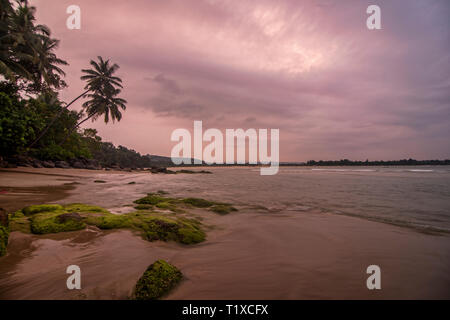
[27,89,90,149]
[58,113,95,146]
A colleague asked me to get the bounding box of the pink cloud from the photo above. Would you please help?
[31,0,450,161]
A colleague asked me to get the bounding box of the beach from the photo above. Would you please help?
[0,167,449,299]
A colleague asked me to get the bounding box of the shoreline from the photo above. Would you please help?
[0,167,449,299]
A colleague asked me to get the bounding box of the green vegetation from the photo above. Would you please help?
[182,198,237,215]
[0,0,67,94]
[64,203,108,213]
[0,225,9,257]
[22,204,63,215]
[210,204,238,215]
[4,194,237,254]
[0,1,141,167]
[134,193,237,215]
[133,260,182,300]
[0,83,92,160]
[134,204,154,210]
[8,211,30,233]
[134,194,174,206]
[182,197,215,208]
[31,211,85,234]
[9,202,205,244]
[86,138,155,168]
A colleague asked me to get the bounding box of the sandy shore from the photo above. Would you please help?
[0,167,449,299]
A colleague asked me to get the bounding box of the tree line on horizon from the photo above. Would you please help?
[298,159,450,166]
[0,0,153,168]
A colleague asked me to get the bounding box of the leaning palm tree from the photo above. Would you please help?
[59,87,127,145]
[28,56,123,148]
[82,88,127,124]
[80,56,123,94]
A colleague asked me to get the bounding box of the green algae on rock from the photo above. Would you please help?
[64,203,108,213]
[134,204,154,210]
[9,203,206,244]
[22,204,64,215]
[210,204,238,215]
[0,225,9,257]
[134,193,238,215]
[182,197,215,208]
[133,194,183,213]
[134,193,176,206]
[8,211,31,233]
[87,212,205,244]
[182,198,237,214]
[133,260,182,300]
[31,211,86,234]
[14,204,86,234]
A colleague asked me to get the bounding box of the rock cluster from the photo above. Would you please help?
[0,155,102,170]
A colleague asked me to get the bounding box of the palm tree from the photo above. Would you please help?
[1,0,37,82]
[31,37,68,92]
[80,56,123,93]
[0,0,15,80]
[82,88,127,124]
[28,56,123,148]
[59,87,127,145]
[1,0,67,93]
[0,0,66,90]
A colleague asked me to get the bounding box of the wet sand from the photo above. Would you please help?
[0,168,449,299]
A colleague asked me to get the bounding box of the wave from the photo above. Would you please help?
[311,169,376,172]
[332,211,450,235]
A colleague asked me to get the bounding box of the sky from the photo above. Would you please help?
[32,0,450,161]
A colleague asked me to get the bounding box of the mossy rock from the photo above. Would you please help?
[182,198,215,208]
[30,212,86,234]
[64,204,108,213]
[135,194,237,215]
[9,211,31,233]
[80,209,205,245]
[121,213,205,245]
[87,214,132,230]
[133,260,182,300]
[22,204,64,215]
[210,204,238,215]
[0,225,9,257]
[182,198,237,214]
[155,202,176,210]
[134,204,154,210]
[134,194,176,206]
[10,202,207,244]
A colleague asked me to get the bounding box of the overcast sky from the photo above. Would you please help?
[33,0,450,161]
